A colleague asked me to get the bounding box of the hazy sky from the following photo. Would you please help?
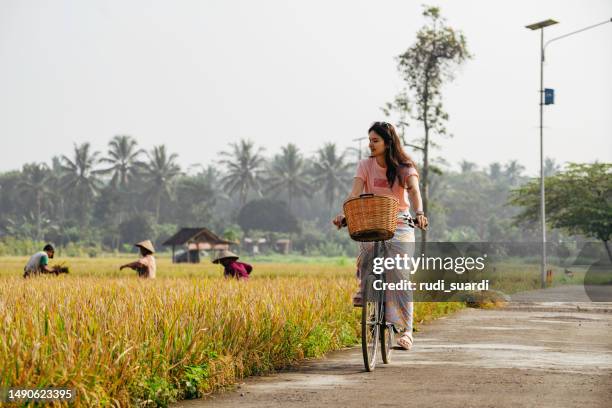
[1,0,610,175]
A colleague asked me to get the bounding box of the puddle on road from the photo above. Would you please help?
[418,343,545,351]
[470,326,534,331]
[247,374,352,391]
[399,342,612,372]
[531,315,605,322]
[527,319,580,325]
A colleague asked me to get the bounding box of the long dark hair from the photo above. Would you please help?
[368,121,417,188]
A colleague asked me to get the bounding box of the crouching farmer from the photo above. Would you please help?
[213,250,252,280]
[23,244,56,278]
[120,240,157,279]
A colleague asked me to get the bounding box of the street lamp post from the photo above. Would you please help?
[526,19,558,289]
[525,17,612,289]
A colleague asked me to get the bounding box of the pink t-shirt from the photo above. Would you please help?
[355,157,419,211]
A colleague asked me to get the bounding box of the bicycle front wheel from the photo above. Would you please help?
[380,321,394,364]
[362,274,380,372]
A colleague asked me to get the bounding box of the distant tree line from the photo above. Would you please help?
[2,133,596,258]
[0,136,354,255]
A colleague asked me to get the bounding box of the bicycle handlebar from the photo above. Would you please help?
[339,214,420,229]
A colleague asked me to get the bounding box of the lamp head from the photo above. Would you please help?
[526,19,559,30]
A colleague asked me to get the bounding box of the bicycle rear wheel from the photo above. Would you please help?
[362,273,380,372]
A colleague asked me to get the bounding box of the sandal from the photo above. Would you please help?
[353,291,363,307]
[397,331,413,350]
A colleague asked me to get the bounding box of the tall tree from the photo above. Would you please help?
[174,171,218,226]
[386,5,471,246]
[18,163,50,240]
[0,173,16,234]
[544,157,561,177]
[47,156,68,232]
[265,144,310,211]
[60,143,103,224]
[141,145,181,222]
[310,143,352,212]
[488,162,503,181]
[510,163,612,263]
[220,139,265,206]
[237,198,299,233]
[459,160,477,173]
[100,135,144,189]
[98,135,144,247]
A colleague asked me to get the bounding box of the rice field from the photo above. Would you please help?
[0,257,463,407]
[0,255,591,406]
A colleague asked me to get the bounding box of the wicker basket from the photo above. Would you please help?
[343,194,399,242]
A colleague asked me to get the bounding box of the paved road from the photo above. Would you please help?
[175,287,612,408]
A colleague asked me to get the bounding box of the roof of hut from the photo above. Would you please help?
[162,228,235,246]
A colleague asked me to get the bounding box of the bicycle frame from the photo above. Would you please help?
[362,240,395,371]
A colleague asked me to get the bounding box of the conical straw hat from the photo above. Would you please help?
[135,240,155,254]
[212,249,239,264]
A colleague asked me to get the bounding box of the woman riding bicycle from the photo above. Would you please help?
[333,121,428,350]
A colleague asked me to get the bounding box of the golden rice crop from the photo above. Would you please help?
[0,258,463,407]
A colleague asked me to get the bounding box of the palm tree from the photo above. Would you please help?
[310,143,352,212]
[265,144,310,211]
[488,162,502,181]
[220,139,265,206]
[60,143,103,223]
[141,145,181,221]
[100,135,144,189]
[18,163,50,240]
[504,160,525,186]
[98,135,145,247]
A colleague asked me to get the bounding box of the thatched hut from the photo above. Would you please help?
[163,227,236,263]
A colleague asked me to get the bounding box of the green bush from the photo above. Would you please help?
[305,241,346,257]
[303,325,333,358]
[0,237,45,256]
[181,364,210,399]
[135,375,178,407]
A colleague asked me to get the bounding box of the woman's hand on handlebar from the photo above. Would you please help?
[415,214,429,230]
[332,214,346,229]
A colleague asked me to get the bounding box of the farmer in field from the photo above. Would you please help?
[23,244,56,278]
[213,250,252,280]
[119,240,157,279]
[332,121,428,350]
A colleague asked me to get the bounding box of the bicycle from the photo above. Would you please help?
[344,213,418,372]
